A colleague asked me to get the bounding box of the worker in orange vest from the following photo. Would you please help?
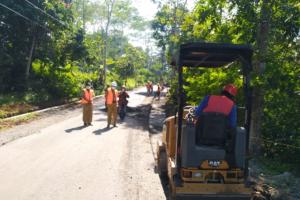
[81,82,95,126]
[195,84,238,128]
[155,83,161,100]
[146,81,150,96]
[149,81,153,95]
[105,81,118,128]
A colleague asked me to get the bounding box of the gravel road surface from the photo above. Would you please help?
[0,88,165,200]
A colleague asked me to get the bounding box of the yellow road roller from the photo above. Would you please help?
[157,42,253,200]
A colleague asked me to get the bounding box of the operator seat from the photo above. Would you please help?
[181,112,239,168]
[195,112,230,147]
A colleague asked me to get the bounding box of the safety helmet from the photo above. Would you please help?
[121,85,126,88]
[223,84,238,97]
[111,81,117,87]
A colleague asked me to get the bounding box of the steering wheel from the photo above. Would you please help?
[185,106,196,123]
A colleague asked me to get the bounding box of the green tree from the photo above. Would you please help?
[152,0,300,166]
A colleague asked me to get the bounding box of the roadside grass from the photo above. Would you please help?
[0,113,38,131]
[0,93,38,118]
[0,92,82,119]
[0,103,38,119]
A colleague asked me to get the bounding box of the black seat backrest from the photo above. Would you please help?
[195,112,230,146]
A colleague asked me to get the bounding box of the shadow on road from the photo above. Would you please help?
[65,125,87,133]
[135,91,150,96]
[121,104,151,130]
[159,175,170,199]
[95,117,107,122]
[93,127,110,135]
[95,107,107,113]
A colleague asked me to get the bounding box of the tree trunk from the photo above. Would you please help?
[25,34,36,83]
[99,0,116,86]
[82,0,86,32]
[249,0,271,156]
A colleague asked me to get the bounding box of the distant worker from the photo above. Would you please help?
[160,81,165,96]
[118,85,130,120]
[195,84,238,128]
[149,81,153,95]
[105,81,118,128]
[81,82,95,126]
[155,83,161,100]
[146,81,151,96]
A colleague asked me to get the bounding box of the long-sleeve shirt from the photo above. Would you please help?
[118,91,129,105]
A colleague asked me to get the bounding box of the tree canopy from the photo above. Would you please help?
[0,0,159,101]
[0,0,299,170]
[152,0,300,169]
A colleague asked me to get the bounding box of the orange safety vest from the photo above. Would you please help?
[105,88,118,105]
[81,89,94,104]
[203,95,234,115]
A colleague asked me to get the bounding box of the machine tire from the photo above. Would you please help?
[252,193,266,200]
[168,193,176,200]
[157,149,167,178]
[168,183,176,200]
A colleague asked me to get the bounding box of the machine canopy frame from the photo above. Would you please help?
[173,42,253,177]
[173,42,253,70]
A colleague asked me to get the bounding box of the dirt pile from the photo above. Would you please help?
[250,160,300,200]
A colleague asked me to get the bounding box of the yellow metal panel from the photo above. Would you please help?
[181,168,245,183]
[176,182,252,195]
[165,116,176,158]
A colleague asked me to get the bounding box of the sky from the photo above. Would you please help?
[87,0,197,53]
[129,0,197,51]
[132,0,158,20]
[132,0,197,20]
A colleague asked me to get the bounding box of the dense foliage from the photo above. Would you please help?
[152,0,300,169]
[0,0,160,104]
[1,0,299,170]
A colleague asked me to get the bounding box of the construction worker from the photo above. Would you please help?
[195,84,238,128]
[118,85,130,120]
[81,82,95,126]
[149,81,153,95]
[105,81,118,128]
[155,83,161,100]
[146,81,150,96]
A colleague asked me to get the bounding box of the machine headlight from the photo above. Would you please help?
[193,172,202,178]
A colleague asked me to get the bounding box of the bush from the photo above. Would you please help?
[31,60,98,100]
[125,78,136,90]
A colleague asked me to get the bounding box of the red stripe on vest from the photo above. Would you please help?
[203,95,234,116]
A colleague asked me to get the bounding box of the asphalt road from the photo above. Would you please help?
[0,88,165,200]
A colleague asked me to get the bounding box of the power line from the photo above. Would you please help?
[24,0,68,28]
[0,2,48,30]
